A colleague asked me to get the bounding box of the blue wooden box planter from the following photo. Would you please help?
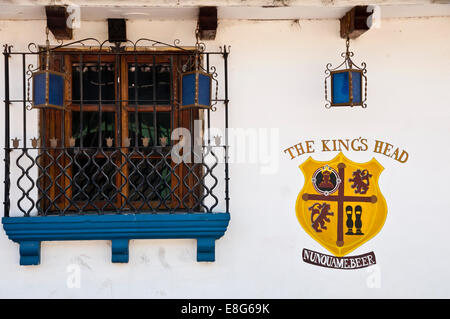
[2,213,230,266]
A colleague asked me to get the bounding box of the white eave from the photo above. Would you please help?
[0,0,449,20]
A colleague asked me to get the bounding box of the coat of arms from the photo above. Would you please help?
[296,152,387,257]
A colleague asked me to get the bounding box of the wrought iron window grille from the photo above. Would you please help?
[2,35,231,265]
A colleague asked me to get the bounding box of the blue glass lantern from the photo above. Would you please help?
[31,28,66,110]
[325,39,367,108]
[181,70,212,110]
[32,69,65,109]
[179,28,217,111]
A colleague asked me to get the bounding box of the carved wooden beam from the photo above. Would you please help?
[45,5,73,40]
[340,6,373,39]
[198,6,218,40]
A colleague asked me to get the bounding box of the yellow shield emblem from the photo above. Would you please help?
[295,152,387,257]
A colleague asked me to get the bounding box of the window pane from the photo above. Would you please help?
[128,63,170,105]
[128,112,171,146]
[72,63,115,104]
[157,112,171,145]
[72,111,115,147]
[156,64,170,105]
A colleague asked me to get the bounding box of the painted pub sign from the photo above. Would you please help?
[295,152,387,269]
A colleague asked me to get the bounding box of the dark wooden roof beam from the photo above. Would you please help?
[340,6,373,39]
[198,7,218,40]
[45,5,73,40]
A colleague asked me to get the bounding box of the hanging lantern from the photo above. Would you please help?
[32,70,65,109]
[31,28,66,110]
[180,27,216,110]
[181,69,212,110]
[325,38,367,108]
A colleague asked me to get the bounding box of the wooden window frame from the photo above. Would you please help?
[39,49,203,213]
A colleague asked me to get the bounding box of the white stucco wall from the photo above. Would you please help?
[0,16,449,298]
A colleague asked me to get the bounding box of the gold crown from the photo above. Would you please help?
[321,165,333,174]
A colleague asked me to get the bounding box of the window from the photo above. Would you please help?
[3,41,230,265]
[38,51,203,213]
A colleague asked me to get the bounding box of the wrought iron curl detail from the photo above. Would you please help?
[131,38,190,52]
[219,45,231,54]
[209,65,219,111]
[26,63,39,110]
[27,38,104,54]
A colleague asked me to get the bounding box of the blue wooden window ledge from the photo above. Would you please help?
[2,213,230,266]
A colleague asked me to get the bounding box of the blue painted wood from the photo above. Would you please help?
[197,237,216,262]
[111,239,129,263]
[19,241,40,266]
[2,213,230,266]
